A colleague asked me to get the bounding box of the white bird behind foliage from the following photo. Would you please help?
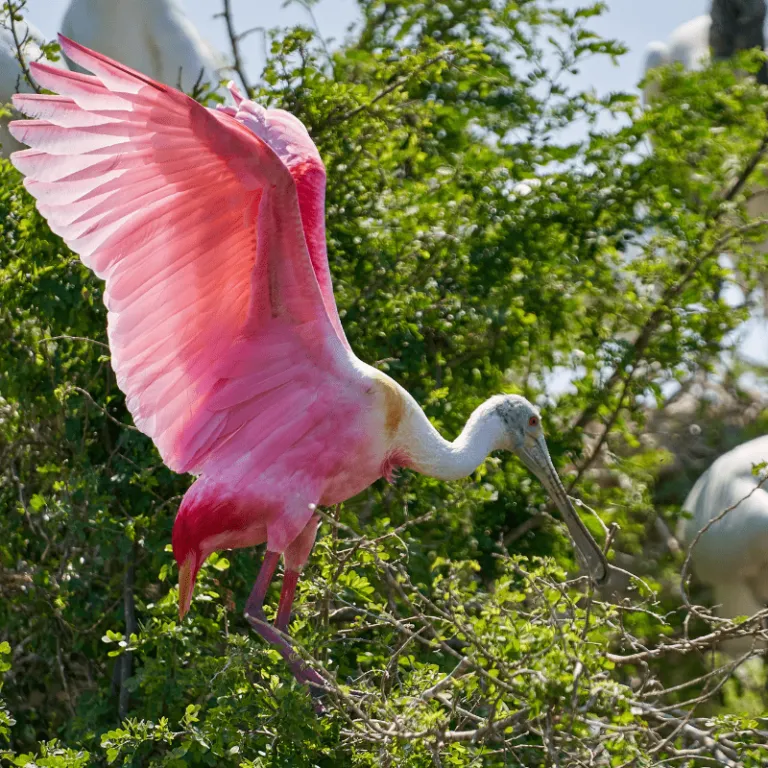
[0,15,63,157]
[680,435,768,654]
[61,0,226,93]
[642,12,768,316]
[641,13,768,101]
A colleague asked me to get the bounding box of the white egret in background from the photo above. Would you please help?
[61,0,225,93]
[0,14,60,156]
[680,435,768,654]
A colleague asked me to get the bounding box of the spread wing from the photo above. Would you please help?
[10,35,361,478]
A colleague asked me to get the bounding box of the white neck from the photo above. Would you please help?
[402,398,509,481]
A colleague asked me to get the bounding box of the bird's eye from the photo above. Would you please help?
[528,416,539,427]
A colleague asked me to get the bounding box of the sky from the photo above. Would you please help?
[27,0,767,374]
[32,0,360,76]
[29,0,710,91]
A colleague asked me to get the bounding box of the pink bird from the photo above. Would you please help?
[9,36,615,695]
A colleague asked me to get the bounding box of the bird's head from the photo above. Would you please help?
[489,394,610,584]
[491,395,562,493]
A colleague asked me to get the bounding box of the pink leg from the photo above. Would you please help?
[277,513,321,635]
[244,550,325,703]
[244,551,279,617]
[276,570,300,633]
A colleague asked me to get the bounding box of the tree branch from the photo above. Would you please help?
[570,125,768,439]
[215,0,253,96]
[680,470,768,606]
[325,51,452,128]
[118,546,137,721]
[5,0,41,94]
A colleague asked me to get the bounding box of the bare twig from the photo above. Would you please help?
[64,385,139,432]
[502,509,550,547]
[5,1,41,94]
[56,638,76,717]
[632,700,740,765]
[418,657,470,703]
[215,0,253,96]
[290,0,333,68]
[607,608,768,664]
[680,471,768,606]
[118,546,137,720]
[325,51,452,128]
[567,370,635,492]
[38,335,110,350]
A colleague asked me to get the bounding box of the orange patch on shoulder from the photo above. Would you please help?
[375,373,405,438]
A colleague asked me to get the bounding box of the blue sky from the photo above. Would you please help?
[29,0,766,370]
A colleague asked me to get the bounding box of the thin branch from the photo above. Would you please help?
[118,546,137,721]
[567,369,634,492]
[325,51,452,128]
[6,1,41,94]
[64,385,139,432]
[680,471,768,606]
[55,638,76,717]
[570,126,768,437]
[502,509,550,547]
[38,334,110,350]
[215,0,253,96]
[418,657,470,703]
[606,607,768,663]
[632,700,741,765]
[290,0,333,68]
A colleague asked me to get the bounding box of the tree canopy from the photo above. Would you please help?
[1,0,767,765]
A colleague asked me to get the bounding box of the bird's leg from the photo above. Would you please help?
[276,569,300,633]
[244,550,325,700]
[244,550,279,618]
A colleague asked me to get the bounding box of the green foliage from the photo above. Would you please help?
[0,643,15,744]
[1,0,767,765]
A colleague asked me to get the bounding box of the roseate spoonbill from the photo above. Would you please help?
[8,36,619,693]
[61,0,224,93]
[679,435,768,654]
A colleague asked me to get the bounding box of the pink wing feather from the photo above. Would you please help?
[9,36,364,506]
[218,84,348,346]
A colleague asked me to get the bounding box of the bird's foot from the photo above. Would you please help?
[245,611,328,711]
